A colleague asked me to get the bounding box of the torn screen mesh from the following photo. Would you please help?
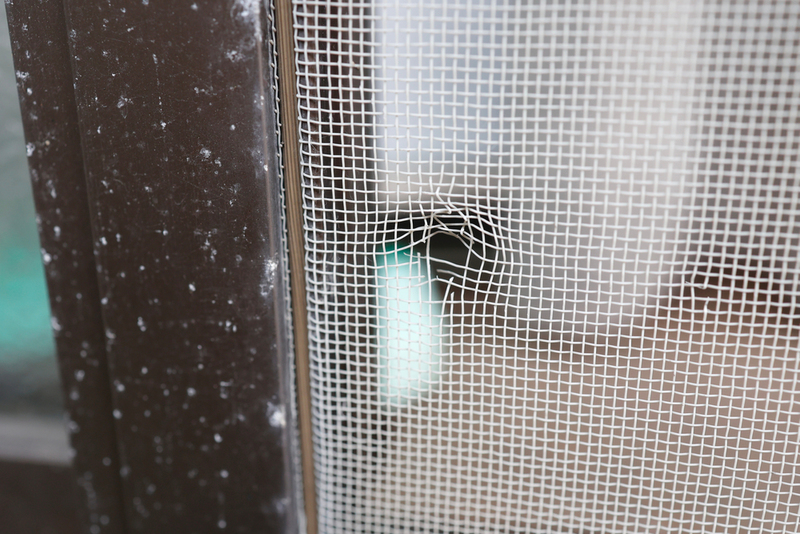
[290,1,800,532]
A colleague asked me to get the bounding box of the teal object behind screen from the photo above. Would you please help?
[374,241,445,407]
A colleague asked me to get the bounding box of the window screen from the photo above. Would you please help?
[290,1,800,532]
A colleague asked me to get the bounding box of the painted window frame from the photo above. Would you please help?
[4,0,299,532]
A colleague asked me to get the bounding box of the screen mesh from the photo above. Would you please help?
[290,1,800,532]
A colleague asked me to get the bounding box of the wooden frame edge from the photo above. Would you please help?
[274,1,318,533]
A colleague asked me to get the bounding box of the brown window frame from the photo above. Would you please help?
[4,0,300,532]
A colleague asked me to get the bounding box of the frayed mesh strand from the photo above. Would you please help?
[290,1,800,532]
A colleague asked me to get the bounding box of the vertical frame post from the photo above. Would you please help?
[8,0,302,531]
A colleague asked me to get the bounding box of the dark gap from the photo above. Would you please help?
[373,212,500,298]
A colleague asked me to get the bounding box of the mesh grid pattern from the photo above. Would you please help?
[291,1,800,532]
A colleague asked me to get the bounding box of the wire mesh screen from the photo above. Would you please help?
[290,0,800,532]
